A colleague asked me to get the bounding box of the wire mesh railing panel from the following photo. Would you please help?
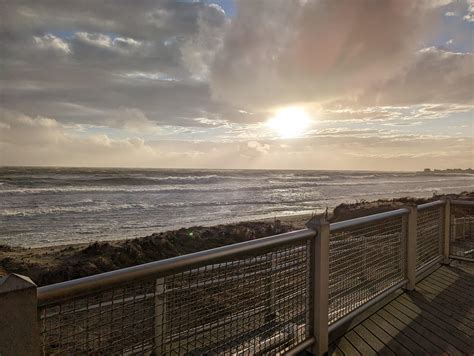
[328,215,407,324]
[39,280,158,355]
[416,206,444,270]
[38,239,312,355]
[450,203,474,260]
[159,241,312,355]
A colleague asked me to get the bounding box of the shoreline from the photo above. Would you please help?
[1,191,472,286]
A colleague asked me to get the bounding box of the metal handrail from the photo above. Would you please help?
[417,200,445,211]
[37,228,315,306]
[329,208,409,233]
[450,199,474,206]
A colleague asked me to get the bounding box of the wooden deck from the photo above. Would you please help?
[329,263,474,355]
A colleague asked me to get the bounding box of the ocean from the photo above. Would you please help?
[1,167,473,247]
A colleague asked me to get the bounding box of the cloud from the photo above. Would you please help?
[318,106,404,123]
[0,0,231,129]
[33,34,71,54]
[358,47,474,106]
[75,32,112,48]
[464,0,474,21]
[107,108,159,132]
[207,0,473,120]
[2,0,471,130]
[1,110,472,170]
[0,109,158,167]
[210,0,438,109]
[411,104,474,119]
[0,109,66,146]
[316,102,474,126]
[239,141,270,158]
[120,71,181,82]
[180,3,227,80]
[421,0,473,21]
[74,32,143,53]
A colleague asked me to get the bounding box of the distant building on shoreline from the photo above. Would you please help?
[421,168,473,173]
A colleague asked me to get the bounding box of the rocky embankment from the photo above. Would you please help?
[1,191,472,286]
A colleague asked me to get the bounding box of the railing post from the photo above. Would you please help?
[442,199,451,264]
[307,218,329,356]
[406,206,417,291]
[0,274,40,356]
[267,253,277,315]
[154,277,166,354]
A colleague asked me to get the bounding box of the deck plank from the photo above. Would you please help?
[427,277,474,302]
[438,267,474,285]
[386,305,456,353]
[329,264,474,355]
[398,293,474,337]
[408,285,474,322]
[415,280,474,312]
[380,306,443,355]
[352,324,395,356]
[425,266,474,290]
[417,273,472,298]
[418,276,474,306]
[344,330,376,356]
[361,319,413,355]
[390,299,465,355]
[328,343,344,356]
[415,282,474,320]
[431,266,474,286]
[400,300,472,353]
[333,336,361,355]
[369,313,425,354]
[426,275,474,299]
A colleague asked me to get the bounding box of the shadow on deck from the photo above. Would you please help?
[329,263,474,355]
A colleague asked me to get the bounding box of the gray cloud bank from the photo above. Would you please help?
[1,0,236,126]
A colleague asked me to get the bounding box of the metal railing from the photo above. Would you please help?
[449,200,474,261]
[416,201,444,271]
[328,208,408,326]
[37,229,315,355]
[1,199,472,356]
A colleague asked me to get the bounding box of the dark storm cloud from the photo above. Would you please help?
[0,0,237,127]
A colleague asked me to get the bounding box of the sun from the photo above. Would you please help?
[267,106,311,138]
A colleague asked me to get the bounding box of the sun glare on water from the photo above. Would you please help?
[267,106,311,138]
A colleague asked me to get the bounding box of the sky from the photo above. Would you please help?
[0,0,473,171]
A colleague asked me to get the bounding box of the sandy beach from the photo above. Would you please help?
[1,192,472,286]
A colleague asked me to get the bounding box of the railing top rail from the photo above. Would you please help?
[450,199,474,207]
[37,228,314,306]
[417,200,445,211]
[329,207,409,233]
